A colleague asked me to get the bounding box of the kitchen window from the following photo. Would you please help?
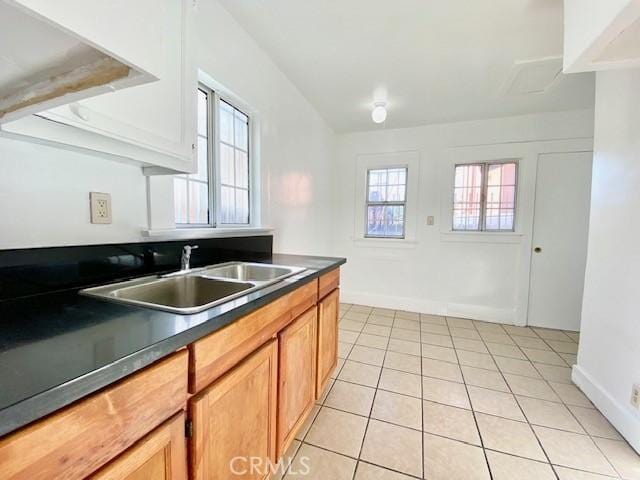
[452,161,517,231]
[365,167,407,238]
[174,85,251,227]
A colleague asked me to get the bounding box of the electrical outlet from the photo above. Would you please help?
[90,192,112,224]
[632,384,640,409]
[427,216,435,226]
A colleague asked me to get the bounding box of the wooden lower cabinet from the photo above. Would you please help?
[276,307,317,458]
[89,412,187,480]
[0,269,342,480]
[316,288,339,398]
[189,340,278,480]
[0,351,188,480]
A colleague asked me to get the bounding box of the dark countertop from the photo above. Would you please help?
[0,253,345,437]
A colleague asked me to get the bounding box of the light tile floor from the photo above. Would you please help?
[278,304,640,480]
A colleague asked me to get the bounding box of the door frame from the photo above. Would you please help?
[448,139,593,326]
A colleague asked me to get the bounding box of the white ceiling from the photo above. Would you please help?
[217,0,595,133]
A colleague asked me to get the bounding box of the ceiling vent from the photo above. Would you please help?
[501,56,563,95]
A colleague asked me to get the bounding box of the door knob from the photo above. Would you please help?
[534,247,542,253]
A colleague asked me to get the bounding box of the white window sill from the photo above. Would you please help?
[439,231,524,244]
[142,226,274,240]
[352,237,418,249]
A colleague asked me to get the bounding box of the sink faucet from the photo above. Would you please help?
[181,245,199,271]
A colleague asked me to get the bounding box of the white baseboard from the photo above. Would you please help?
[572,364,640,453]
[340,289,518,325]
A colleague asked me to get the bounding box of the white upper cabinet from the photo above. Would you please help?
[1,0,197,174]
[0,0,161,123]
[564,0,640,73]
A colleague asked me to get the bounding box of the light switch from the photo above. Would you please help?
[427,216,435,226]
[90,192,112,224]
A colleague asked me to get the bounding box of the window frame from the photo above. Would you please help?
[175,83,252,229]
[364,165,408,239]
[452,160,518,233]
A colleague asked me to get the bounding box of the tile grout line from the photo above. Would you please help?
[447,316,495,480]
[339,306,629,479]
[300,417,623,480]
[481,324,561,480]
[298,440,424,480]
[351,308,388,480]
[344,326,576,370]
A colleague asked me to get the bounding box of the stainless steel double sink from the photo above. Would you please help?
[80,262,306,314]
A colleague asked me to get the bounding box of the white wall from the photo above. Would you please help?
[572,69,640,452]
[333,109,594,324]
[0,0,336,254]
[0,137,148,249]
[193,0,335,256]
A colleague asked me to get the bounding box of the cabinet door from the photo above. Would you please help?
[316,288,339,398]
[277,308,317,458]
[89,412,187,480]
[8,0,164,78]
[190,340,278,480]
[4,0,198,173]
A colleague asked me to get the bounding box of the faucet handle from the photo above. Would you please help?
[183,244,199,254]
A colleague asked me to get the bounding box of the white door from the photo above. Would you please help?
[528,152,593,331]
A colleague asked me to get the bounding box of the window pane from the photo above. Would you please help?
[220,185,234,224]
[367,167,407,201]
[220,101,234,144]
[235,150,249,188]
[234,112,248,151]
[484,162,517,231]
[367,205,405,237]
[387,205,405,236]
[220,144,235,185]
[455,164,482,187]
[502,163,516,185]
[368,169,387,186]
[387,168,405,185]
[174,178,188,224]
[368,184,386,202]
[367,205,385,236]
[189,182,209,224]
[387,185,406,202]
[486,186,501,204]
[453,164,483,231]
[235,189,249,224]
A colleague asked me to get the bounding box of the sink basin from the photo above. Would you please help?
[80,262,306,314]
[112,276,253,309]
[81,275,254,314]
[200,262,304,282]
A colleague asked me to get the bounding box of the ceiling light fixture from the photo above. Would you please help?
[371,102,387,124]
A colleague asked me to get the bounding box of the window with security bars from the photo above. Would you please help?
[453,161,517,231]
[174,85,251,227]
[365,167,407,238]
[219,99,249,224]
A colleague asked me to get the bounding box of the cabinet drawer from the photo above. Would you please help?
[318,268,340,300]
[89,412,187,480]
[0,350,188,480]
[189,280,318,394]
